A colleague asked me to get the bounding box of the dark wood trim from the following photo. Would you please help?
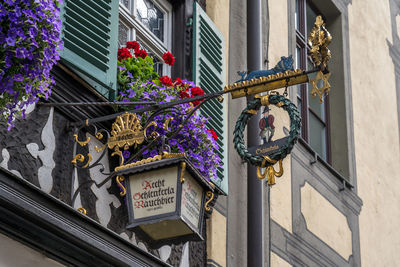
[325,92,332,164]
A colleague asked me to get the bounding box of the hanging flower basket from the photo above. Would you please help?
[117,42,221,181]
[0,0,63,130]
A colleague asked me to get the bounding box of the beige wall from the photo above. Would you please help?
[207,210,227,266]
[301,183,352,260]
[268,0,293,234]
[269,0,400,266]
[348,0,400,266]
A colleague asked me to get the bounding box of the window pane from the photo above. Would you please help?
[306,3,318,34]
[307,57,314,71]
[118,23,129,47]
[309,111,327,160]
[295,0,300,30]
[296,46,301,69]
[297,98,302,111]
[121,0,129,9]
[307,59,326,119]
[136,0,165,42]
[153,57,163,76]
[309,92,325,120]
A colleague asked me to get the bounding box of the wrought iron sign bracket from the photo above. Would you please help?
[64,15,332,200]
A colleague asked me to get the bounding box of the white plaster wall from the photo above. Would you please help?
[348,1,400,266]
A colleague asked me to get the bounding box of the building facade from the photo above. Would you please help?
[0,0,400,266]
[227,0,400,266]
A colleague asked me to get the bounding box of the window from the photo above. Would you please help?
[293,0,351,178]
[118,0,172,76]
[295,0,331,163]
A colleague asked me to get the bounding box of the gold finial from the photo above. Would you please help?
[308,15,332,71]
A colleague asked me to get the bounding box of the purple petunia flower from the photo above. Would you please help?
[122,150,131,159]
[13,74,24,81]
[1,0,63,129]
[5,37,15,46]
[4,0,15,6]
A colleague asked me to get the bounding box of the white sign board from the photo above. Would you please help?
[181,173,203,231]
[129,167,178,219]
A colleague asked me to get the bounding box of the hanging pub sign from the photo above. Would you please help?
[114,156,215,248]
[233,94,301,185]
[230,16,332,186]
[70,110,220,248]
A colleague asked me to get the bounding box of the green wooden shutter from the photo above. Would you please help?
[193,2,228,194]
[60,0,119,99]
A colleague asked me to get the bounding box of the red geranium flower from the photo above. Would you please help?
[208,129,218,140]
[191,86,204,106]
[118,48,132,61]
[162,51,175,66]
[179,89,190,99]
[134,48,148,59]
[159,75,173,86]
[174,78,183,86]
[126,41,140,51]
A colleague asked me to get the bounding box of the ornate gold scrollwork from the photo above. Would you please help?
[96,132,103,140]
[94,144,106,153]
[308,15,332,71]
[108,112,145,150]
[180,162,186,183]
[310,71,331,103]
[73,133,90,147]
[144,121,159,139]
[82,153,92,168]
[114,154,163,171]
[116,176,127,197]
[204,191,214,212]
[163,117,174,132]
[111,147,124,166]
[257,156,284,186]
[255,94,270,107]
[77,207,87,215]
[71,154,85,164]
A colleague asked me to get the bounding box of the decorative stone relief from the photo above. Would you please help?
[26,107,56,193]
[179,242,190,267]
[86,134,121,227]
[0,148,22,178]
[159,245,172,262]
[301,182,352,260]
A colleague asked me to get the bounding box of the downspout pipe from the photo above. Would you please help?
[247,0,264,266]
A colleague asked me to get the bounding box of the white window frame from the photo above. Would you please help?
[119,0,172,76]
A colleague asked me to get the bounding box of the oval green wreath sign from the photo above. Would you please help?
[233,94,301,168]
